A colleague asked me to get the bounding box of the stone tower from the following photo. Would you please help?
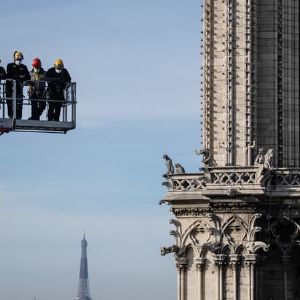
[161,1,299,300]
[75,235,92,300]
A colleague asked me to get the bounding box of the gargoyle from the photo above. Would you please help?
[169,219,181,227]
[161,179,172,189]
[161,245,180,256]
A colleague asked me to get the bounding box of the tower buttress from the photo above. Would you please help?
[203,0,299,167]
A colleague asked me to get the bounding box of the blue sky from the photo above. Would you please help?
[0,1,202,300]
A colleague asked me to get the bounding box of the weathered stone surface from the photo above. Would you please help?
[162,167,300,299]
[202,0,299,168]
[161,0,299,299]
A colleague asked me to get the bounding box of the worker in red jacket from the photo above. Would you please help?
[45,59,71,121]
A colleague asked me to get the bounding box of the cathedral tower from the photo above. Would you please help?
[161,1,300,300]
[75,235,92,300]
[202,0,299,167]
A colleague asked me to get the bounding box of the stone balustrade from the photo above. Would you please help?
[164,167,300,195]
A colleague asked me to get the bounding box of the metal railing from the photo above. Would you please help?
[0,79,76,133]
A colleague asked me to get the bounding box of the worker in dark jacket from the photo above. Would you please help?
[28,57,46,120]
[0,60,6,110]
[45,59,71,121]
[0,59,6,80]
[6,51,30,119]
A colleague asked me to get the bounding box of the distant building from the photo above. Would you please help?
[75,234,92,300]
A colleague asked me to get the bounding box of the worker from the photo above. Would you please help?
[45,59,71,121]
[28,58,46,120]
[0,59,6,80]
[6,51,30,119]
[0,59,6,111]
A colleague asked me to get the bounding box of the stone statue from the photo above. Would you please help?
[254,148,274,169]
[255,148,275,185]
[163,154,174,176]
[197,148,217,167]
[200,149,211,165]
[254,148,264,165]
[175,163,185,174]
[264,149,274,169]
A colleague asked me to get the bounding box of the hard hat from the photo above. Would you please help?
[32,58,41,68]
[14,51,24,60]
[54,59,64,67]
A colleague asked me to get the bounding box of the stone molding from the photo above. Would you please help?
[162,167,300,198]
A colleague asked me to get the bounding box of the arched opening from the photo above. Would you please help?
[257,246,285,300]
[290,246,300,300]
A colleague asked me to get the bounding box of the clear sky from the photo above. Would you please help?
[0,1,201,300]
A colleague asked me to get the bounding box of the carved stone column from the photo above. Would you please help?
[176,257,188,300]
[229,255,240,300]
[214,254,226,300]
[245,254,257,300]
[195,258,206,300]
[282,255,290,300]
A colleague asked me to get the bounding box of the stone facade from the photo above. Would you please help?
[201,0,299,167]
[161,0,300,299]
[161,169,300,299]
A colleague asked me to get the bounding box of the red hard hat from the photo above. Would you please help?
[32,57,41,68]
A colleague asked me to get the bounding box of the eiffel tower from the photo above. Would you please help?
[75,234,92,300]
